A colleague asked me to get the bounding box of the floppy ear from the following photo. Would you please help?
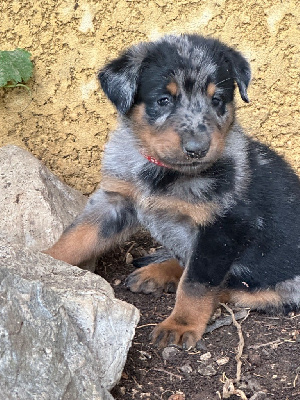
[226,48,251,103]
[98,43,149,114]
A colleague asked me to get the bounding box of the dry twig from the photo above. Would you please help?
[293,367,300,388]
[219,303,250,399]
[153,368,183,380]
[221,374,248,400]
[136,323,157,329]
[221,303,248,382]
[249,338,296,349]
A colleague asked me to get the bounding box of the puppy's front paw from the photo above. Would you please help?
[151,316,205,349]
[150,282,217,349]
[125,259,183,294]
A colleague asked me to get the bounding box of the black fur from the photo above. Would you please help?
[101,195,137,238]
[181,137,300,291]
[98,34,251,114]
[138,163,180,193]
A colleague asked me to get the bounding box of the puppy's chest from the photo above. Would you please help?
[139,190,217,227]
[101,174,219,226]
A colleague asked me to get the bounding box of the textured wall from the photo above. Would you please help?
[1,0,299,194]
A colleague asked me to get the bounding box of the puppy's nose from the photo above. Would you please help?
[183,139,210,159]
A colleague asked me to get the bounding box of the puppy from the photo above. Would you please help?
[45,34,300,349]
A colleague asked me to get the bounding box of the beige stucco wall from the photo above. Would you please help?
[0,0,299,194]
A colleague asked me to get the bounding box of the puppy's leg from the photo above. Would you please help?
[132,247,174,268]
[44,222,100,266]
[126,258,183,294]
[44,189,139,266]
[219,289,283,312]
[152,285,284,349]
[151,271,219,349]
[151,221,239,348]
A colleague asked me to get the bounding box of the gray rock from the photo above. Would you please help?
[197,364,217,376]
[180,364,193,374]
[162,346,181,361]
[249,392,269,400]
[0,242,140,399]
[0,145,89,265]
[0,145,140,399]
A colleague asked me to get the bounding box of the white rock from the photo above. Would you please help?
[199,351,212,361]
[197,364,217,376]
[180,364,193,374]
[216,356,230,366]
[162,346,181,361]
[0,241,140,399]
[0,145,87,260]
[0,145,140,399]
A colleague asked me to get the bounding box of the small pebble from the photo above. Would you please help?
[120,386,126,395]
[138,350,152,361]
[211,307,222,321]
[180,363,193,374]
[249,391,267,400]
[162,346,180,361]
[168,393,185,400]
[246,377,263,392]
[125,253,133,264]
[248,352,261,366]
[216,356,229,366]
[197,364,217,376]
[200,351,212,361]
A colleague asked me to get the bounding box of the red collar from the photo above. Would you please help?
[141,153,169,168]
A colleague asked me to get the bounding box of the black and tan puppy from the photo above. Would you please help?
[45,34,300,349]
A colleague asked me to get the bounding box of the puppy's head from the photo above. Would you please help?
[98,35,251,172]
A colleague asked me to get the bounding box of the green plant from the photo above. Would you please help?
[0,48,33,91]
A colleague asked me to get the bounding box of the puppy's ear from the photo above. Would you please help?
[98,44,148,114]
[226,48,251,103]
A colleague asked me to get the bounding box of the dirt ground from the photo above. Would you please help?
[95,232,300,400]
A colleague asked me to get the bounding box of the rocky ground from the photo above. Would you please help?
[96,232,300,400]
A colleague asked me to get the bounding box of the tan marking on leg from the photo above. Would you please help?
[139,195,220,226]
[229,289,282,310]
[102,172,220,226]
[102,172,219,226]
[151,274,218,348]
[218,289,231,303]
[44,224,99,266]
[207,82,216,97]
[167,81,179,96]
[127,259,183,294]
[101,175,137,199]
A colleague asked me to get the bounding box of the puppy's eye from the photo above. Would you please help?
[157,97,170,106]
[212,96,223,107]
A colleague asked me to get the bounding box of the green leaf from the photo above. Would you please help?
[0,48,33,88]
